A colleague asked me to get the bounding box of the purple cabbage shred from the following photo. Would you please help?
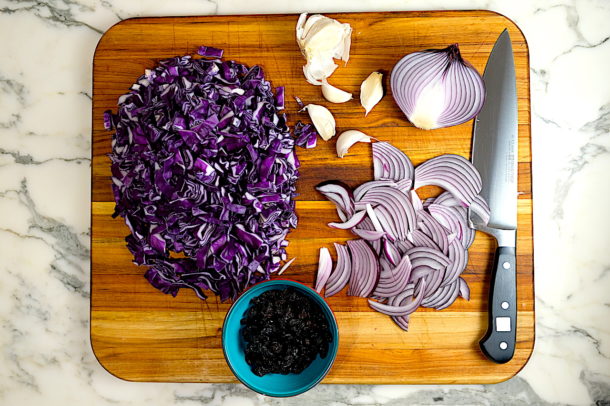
[104,47,299,301]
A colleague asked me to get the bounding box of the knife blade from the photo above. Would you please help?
[469,29,518,364]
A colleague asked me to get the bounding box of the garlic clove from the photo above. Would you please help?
[305,104,336,141]
[321,80,352,103]
[360,72,384,116]
[336,130,371,158]
[296,14,352,85]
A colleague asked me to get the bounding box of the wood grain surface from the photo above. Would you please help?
[91,11,534,384]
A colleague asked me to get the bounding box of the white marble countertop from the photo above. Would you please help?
[1,0,609,405]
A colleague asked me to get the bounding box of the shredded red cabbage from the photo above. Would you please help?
[104,47,299,301]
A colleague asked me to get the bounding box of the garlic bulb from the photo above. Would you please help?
[296,13,352,86]
[360,72,384,116]
[304,104,336,141]
[336,130,371,158]
[321,80,352,103]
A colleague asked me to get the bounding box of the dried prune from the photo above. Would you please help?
[240,287,332,376]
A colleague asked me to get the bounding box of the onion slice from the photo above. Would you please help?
[328,210,367,229]
[347,239,379,297]
[325,243,351,297]
[372,142,414,183]
[368,279,427,316]
[315,247,332,293]
[414,154,482,206]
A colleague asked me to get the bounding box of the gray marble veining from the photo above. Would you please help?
[0,0,608,405]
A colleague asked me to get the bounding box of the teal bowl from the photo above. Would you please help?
[222,279,339,397]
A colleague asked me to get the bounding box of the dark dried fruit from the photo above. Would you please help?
[240,287,332,376]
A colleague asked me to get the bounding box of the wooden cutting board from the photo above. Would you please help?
[91,10,534,384]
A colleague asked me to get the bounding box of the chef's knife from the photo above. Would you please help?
[469,29,518,364]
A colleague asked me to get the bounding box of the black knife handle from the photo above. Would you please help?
[480,246,517,364]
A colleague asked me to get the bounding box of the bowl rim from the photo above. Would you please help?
[221,278,339,397]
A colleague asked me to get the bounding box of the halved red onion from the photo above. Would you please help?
[372,142,414,182]
[325,243,351,297]
[390,44,485,130]
[315,247,332,293]
[328,210,367,229]
[347,239,379,297]
[368,279,426,316]
[414,154,482,206]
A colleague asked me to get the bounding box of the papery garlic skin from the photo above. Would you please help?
[321,81,353,103]
[296,13,352,86]
[360,72,384,116]
[336,130,371,158]
[305,104,336,141]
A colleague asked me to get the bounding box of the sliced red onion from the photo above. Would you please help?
[373,255,413,298]
[316,181,355,215]
[352,228,385,241]
[355,217,382,255]
[407,246,450,271]
[408,229,441,251]
[315,248,333,293]
[372,142,414,182]
[428,203,468,243]
[395,178,413,194]
[433,191,460,207]
[336,206,348,222]
[390,285,415,330]
[382,239,402,266]
[458,276,470,301]
[442,238,468,287]
[368,279,426,317]
[414,154,482,206]
[435,280,461,310]
[347,239,379,297]
[390,44,485,130]
[395,239,414,256]
[315,140,490,331]
[410,190,423,211]
[328,210,367,229]
[470,194,491,225]
[354,180,396,201]
[359,186,417,237]
[422,279,460,310]
[417,210,449,255]
[373,205,400,241]
[325,243,351,297]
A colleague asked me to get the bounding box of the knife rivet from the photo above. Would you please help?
[502,262,511,270]
[501,301,509,309]
[500,342,508,350]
